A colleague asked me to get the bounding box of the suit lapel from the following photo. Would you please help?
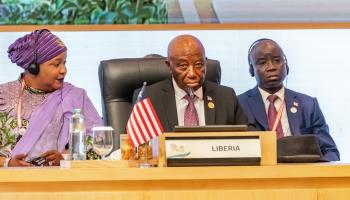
[285,89,300,135]
[160,79,178,130]
[203,82,215,125]
[249,87,269,130]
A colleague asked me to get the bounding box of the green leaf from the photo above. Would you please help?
[99,11,117,24]
[90,7,103,24]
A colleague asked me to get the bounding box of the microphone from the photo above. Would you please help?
[185,87,195,99]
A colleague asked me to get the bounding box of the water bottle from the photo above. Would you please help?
[69,108,86,160]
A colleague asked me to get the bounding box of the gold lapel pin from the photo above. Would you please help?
[208,102,215,109]
[290,107,297,113]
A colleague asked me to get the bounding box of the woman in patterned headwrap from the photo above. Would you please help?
[0,29,103,167]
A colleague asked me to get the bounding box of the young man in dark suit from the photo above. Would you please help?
[238,38,339,161]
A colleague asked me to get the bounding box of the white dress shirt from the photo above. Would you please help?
[258,87,291,136]
[172,78,205,126]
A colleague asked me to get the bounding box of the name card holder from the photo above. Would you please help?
[158,131,276,167]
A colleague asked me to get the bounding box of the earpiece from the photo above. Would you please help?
[27,61,39,75]
[249,63,254,77]
[284,55,290,75]
[27,29,49,75]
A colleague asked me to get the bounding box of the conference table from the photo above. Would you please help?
[0,161,350,200]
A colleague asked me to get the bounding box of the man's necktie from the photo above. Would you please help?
[267,95,284,139]
[184,94,199,126]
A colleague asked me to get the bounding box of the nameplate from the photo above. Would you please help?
[165,136,261,166]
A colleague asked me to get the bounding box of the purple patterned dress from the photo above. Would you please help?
[0,80,51,158]
[0,78,103,160]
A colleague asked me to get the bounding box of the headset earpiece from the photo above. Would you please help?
[28,62,40,75]
[249,63,254,77]
[248,51,254,77]
[283,55,289,75]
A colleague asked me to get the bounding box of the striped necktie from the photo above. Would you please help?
[183,94,199,126]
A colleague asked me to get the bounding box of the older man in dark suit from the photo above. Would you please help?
[238,38,339,161]
[134,34,249,131]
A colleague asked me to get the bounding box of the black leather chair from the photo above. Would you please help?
[98,57,221,149]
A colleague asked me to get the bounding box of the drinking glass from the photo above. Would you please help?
[91,127,114,160]
[120,134,135,160]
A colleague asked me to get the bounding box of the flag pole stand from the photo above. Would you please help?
[138,141,152,168]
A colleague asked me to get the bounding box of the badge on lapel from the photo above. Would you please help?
[207,96,215,109]
[290,101,298,113]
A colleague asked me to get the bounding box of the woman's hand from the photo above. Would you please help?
[41,150,64,166]
[8,154,31,167]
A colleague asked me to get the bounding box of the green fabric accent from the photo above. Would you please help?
[0,112,28,150]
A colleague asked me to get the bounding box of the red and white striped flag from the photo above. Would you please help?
[126,83,164,147]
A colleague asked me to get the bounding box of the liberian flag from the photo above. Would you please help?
[126,82,164,147]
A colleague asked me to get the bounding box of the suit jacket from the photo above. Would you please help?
[133,78,249,132]
[238,86,340,161]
